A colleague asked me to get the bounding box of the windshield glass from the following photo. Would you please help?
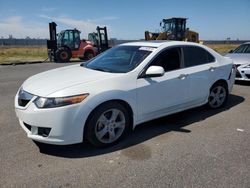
[162,21,173,32]
[233,44,250,53]
[83,45,154,73]
[57,32,63,46]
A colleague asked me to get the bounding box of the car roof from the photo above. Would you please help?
[120,40,202,48]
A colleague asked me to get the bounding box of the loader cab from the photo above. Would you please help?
[57,29,81,50]
[161,17,187,41]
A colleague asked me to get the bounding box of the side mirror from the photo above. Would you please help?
[144,66,165,78]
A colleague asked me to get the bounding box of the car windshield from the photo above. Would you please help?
[57,32,63,46]
[233,44,250,53]
[82,45,154,73]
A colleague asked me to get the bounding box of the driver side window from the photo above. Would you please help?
[151,47,182,72]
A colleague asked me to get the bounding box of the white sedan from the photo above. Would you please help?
[225,42,250,81]
[15,41,235,147]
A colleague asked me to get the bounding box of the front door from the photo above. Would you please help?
[136,47,190,122]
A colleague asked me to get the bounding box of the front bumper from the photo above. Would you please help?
[235,64,250,81]
[15,93,92,145]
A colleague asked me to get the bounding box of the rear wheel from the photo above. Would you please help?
[85,102,130,147]
[56,48,71,62]
[207,82,228,109]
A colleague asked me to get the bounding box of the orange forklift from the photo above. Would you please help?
[47,22,109,62]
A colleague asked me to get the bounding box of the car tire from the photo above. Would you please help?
[207,82,228,109]
[56,48,71,62]
[84,51,94,60]
[85,102,131,147]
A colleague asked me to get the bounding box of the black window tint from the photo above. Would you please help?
[151,47,181,72]
[207,52,215,62]
[233,44,246,53]
[244,45,250,53]
[233,44,247,53]
[183,46,215,67]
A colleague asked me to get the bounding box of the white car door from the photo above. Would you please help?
[182,46,217,105]
[136,47,190,122]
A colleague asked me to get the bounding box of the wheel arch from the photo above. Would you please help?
[210,79,229,91]
[83,99,134,141]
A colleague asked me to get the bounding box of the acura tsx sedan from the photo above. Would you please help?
[15,41,235,147]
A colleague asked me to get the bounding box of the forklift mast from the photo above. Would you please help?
[96,26,109,53]
[47,22,57,61]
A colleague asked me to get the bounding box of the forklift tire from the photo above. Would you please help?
[56,48,71,63]
[84,51,94,60]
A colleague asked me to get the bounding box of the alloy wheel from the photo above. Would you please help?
[208,85,227,108]
[95,108,126,144]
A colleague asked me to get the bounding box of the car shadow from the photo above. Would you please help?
[35,94,244,158]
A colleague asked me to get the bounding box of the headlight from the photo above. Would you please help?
[34,94,89,108]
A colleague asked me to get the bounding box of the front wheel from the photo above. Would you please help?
[85,102,131,147]
[56,48,71,62]
[207,82,228,109]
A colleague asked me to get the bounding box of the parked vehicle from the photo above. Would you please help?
[225,42,250,81]
[145,17,199,43]
[15,41,235,147]
[47,22,109,62]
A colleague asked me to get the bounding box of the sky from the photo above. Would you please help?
[0,0,249,40]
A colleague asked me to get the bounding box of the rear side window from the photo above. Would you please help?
[151,47,181,72]
[183,46,215,67]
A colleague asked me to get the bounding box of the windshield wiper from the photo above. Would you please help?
[90,67,114,73]
[81,64,116,73]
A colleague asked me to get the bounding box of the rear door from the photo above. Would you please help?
[182,46,217,104]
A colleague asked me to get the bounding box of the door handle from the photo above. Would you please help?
[209,67,216,72]
[178,74,188,80]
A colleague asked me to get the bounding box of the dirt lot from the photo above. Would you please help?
[0,63,249,188]
[0,46,48,64]
[0,43,240,64]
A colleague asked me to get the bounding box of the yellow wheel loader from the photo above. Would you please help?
[145,17,200,43]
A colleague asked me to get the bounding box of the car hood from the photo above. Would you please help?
[22,64,119,97]
[225,53,250,65]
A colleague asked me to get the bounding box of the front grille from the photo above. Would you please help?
[18,99,30,107]
[245,74,250,79]
[18,89,34,107]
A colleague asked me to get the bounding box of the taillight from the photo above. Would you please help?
[228,64,236,80]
